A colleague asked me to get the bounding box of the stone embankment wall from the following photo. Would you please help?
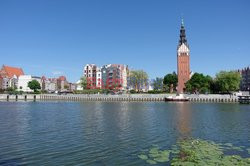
[0,94,239,103]
[187,94,238,103]
[0,94,40,101]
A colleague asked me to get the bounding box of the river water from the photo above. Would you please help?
[0,101,249,165]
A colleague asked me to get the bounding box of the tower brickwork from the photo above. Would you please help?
[177,19,190,93]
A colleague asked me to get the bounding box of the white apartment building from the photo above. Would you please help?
[83,64,129,90]
[83,64,102,89]
[17,75,42,92]
[96,68,102,89]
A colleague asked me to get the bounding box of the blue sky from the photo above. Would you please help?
[0,0,250,82]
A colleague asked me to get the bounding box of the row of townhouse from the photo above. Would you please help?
[0,65,76,93]
[41,76,77,92]
[83,64,129,90]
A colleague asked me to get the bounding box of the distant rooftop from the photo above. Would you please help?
[1,65,24,78]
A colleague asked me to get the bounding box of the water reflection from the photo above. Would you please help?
[175,102,192,138]
[0,102,250,165]
[93,102,105,134]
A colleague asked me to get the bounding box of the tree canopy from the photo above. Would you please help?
[152,77,163,90]
[129,70,148,92]
[163,72,177,93]
[214,71,241,93]
[185,73,212,94]
[28,80,41,92]
[80,76,87,90]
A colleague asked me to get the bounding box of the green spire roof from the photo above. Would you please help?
[181,18,184,27]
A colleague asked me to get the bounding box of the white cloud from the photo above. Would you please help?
[52,71,63,75]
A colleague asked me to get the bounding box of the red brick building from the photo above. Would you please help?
[57,76,69,91]
[177,20,190,93]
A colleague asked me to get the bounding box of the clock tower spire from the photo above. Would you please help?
[177,19,190,93]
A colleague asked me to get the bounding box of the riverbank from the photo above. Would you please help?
[0,94,239,103]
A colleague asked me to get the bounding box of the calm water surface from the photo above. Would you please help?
[0,101,250,165]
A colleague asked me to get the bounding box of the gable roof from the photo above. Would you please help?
[58,76,66,81]
[1,65,24,78]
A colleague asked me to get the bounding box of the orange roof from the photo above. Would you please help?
[1,65,24,78]
[58,76,66,81]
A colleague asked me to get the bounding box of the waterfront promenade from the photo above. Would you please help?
[0,94,239,102]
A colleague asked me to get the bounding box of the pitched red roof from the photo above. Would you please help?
[1,65,24,78]
[58,76,66,81]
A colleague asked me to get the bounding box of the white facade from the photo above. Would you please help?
[121,65,128,90]
[43,79,56,92]
[82,64,129,90]
[83,64,100,89]
[177,43,190,56]
[84,64,97,78]
[10,75,18,89]
[76,80,83,90]
[18,75,33,92]
[1,77,9,89]
[0,77,16,90]
[18,75,42,92]
[2,75,19,89]
[96,68,102,88]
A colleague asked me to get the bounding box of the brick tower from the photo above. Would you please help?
[177,19,190,93]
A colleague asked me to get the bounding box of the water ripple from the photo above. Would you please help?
[0,102,250,165]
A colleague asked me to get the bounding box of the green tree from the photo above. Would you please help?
[28,80,41,92]
[129,70,148,92]
[214,71,241,93]
[185,73,212,94]
[210,80,220,94]
[64,84,69,90]
[153,77,163,90]
[80,76,87,90]
[163,72,178,93]
[6,87,15,92]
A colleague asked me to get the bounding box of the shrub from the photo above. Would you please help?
[130,90,136,94]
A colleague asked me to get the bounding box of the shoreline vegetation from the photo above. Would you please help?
[0,70,244,96]
[137,138,250,165]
